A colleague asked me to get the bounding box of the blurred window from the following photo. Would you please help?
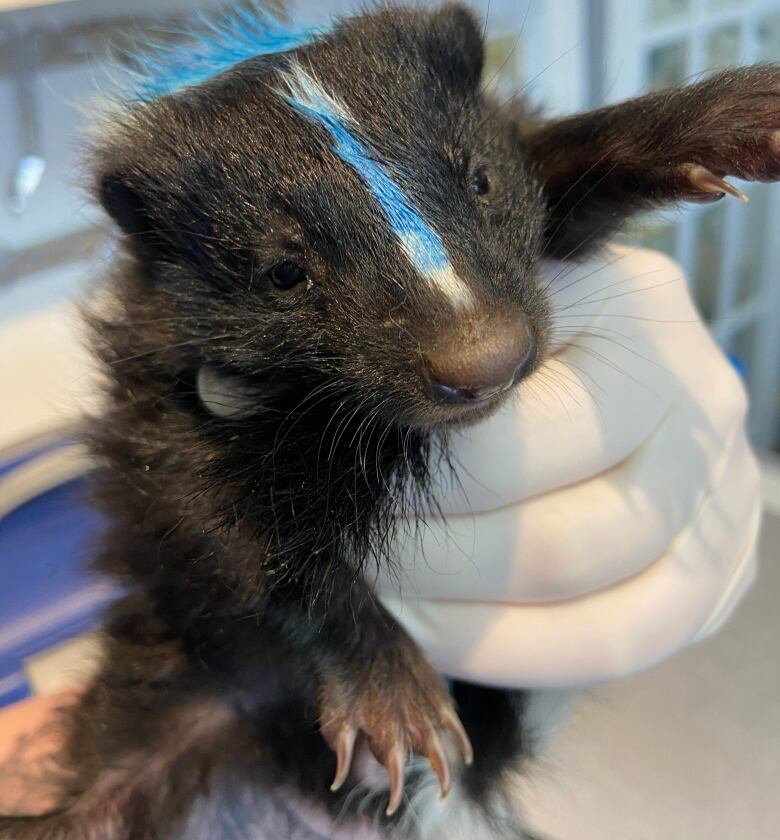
[647,40,690,89]
[706,24,742,67]
[693,203,727,322]
[648,0,693,23]
[757,12,780,60]
[608,0,780,447]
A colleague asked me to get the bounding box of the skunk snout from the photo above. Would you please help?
[420,312,536,405]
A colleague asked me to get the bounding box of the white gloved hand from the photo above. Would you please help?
[378,245,761,689]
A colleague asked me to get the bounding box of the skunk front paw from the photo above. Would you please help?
[319,640,472,817]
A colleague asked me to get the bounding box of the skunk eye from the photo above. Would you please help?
[471,168,491,196]
[269,261,308,291]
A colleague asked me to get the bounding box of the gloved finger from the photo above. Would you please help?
[377,382,750,603]
[380,425,761,689]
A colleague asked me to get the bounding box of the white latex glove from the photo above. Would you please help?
[378,245,761,689]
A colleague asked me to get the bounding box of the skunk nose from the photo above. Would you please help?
[421,314,536,405]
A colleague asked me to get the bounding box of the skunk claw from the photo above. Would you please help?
[426,733,451,799]
[686,164,748,202]
[385,747,406,817]
[330,725,357,792]
[442,706,474,766]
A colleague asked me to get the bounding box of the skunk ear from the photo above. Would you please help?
[97,167,176,259]
[523,66,780,258]
[99,174,153,239]
[428,3,484,92]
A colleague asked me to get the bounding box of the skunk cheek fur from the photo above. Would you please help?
[2,2,778,838]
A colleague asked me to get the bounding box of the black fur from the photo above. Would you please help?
[2,3,778,838]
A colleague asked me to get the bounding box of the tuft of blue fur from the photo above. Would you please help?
[129,6,329,100]
[279,62,451,277]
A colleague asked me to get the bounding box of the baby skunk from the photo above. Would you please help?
[2,3,778,839]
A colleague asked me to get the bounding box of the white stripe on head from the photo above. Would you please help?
[278,61,474,309]
[427,265,475,309]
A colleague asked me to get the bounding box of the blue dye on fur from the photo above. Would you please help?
[280,66,451,277]
[131,7,327,100]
